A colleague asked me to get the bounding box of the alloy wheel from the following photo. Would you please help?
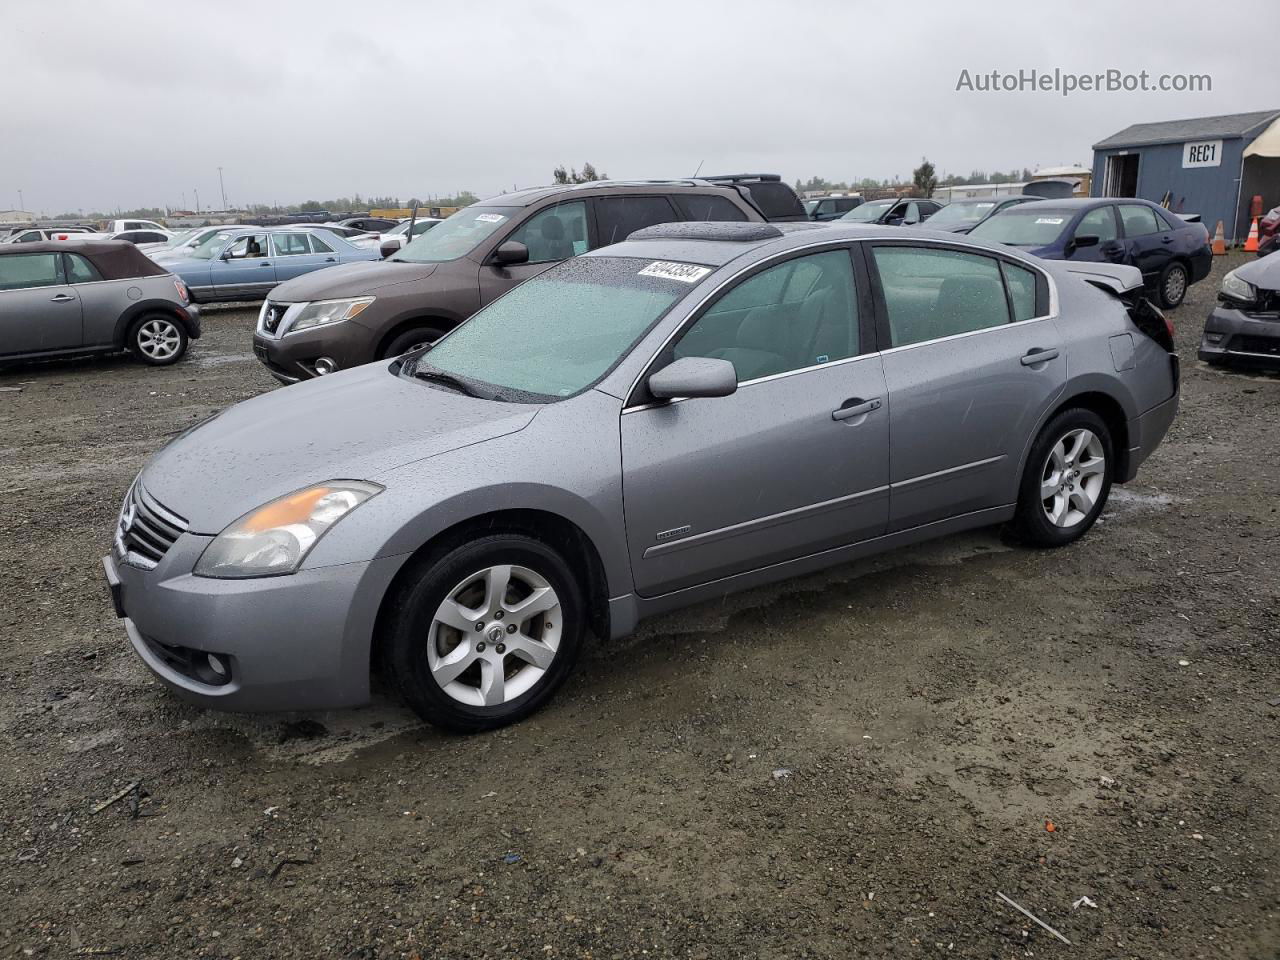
[1040,428,1106,528]
[136,318,182,360]
[427,564,562,707]
[1164,266,1187,305]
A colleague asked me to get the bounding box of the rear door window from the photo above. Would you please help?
[272,233,311,256]
[0,253,65,290]
[872,246,1011,347]
[507,201,589,264]
[741,181,806,220]
[1118,204,1161,237]
[594,196,679,247]
[64,253,103,283]
[672,195,748,222]
[309,234,335,254]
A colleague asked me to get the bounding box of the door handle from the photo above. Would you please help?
[324,257,336,262]
[50,294,76,303]
[1021,348,1060,366]
[832,397,882,421]
[1161,236,1173,244]
[260,261,272,267]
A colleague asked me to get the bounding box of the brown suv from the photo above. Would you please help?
[252,179,792,382]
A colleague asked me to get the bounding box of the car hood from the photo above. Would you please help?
[1233,250,1280,290]
[270,259,438,303]
[140,363,538,534]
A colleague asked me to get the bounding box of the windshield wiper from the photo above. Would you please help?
[413,367,483,398]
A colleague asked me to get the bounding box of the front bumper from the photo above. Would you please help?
[253,319,377,384]
[102,538,404,712]
[1198,304,1280,366]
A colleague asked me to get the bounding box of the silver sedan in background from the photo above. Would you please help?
[104,221,1179,732]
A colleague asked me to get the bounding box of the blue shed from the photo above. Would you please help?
[1091,109,1280,243]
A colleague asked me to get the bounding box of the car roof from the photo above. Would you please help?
[588,220,1050,270]
[475,180,748,208]
[0,239,170,279]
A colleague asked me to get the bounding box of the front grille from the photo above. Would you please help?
[116,483,188,569]
[1230,334,1280,357]
[262,302,288,335]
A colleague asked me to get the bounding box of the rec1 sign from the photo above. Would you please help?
[1183,140,1222,168]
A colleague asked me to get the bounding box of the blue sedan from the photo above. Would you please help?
[166,227,379,303]
[969,197,1212,308]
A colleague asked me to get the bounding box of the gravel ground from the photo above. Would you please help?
[1,255,1278,959]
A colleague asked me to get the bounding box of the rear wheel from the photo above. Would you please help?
[1158,261,1189,309]
[382,325,447,359]
[130,314,188,365]
[1009,408,1113,547]
[381,534,585,733]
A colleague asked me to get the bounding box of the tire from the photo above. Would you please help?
[1157,261,1189,309]
[381,534,585,733]
[129,314,189,365]
[381,325,447,360]
[1009,407,1113,548]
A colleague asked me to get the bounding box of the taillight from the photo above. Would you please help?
[173,279,189,304]
[55,234,68,240]
[1164,312,1176,342]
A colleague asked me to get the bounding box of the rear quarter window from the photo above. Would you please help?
[744,182,806,220]
[673,195,748,222]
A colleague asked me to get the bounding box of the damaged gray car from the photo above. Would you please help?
[103,221,1179,733]
[1199,252,1280,367]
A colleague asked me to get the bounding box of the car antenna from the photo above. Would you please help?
[692,159,705,178]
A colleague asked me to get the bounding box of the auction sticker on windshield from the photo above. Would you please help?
[638,261,712,284]
[1035,217,1065,225]
[475,213,507,223]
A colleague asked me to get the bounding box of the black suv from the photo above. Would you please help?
[253,178,800,383]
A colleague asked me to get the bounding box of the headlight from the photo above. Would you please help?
[194,481,381,578]
[288,297,375,333]
[1220,269,1256,303]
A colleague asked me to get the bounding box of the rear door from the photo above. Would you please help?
[1117,203,1172,285]
[270,232,328,281]
[592,196,680,247]
[0,252,82,354]
[621,246,888,596]
[477,200,590,307]
[868,242,1064,530]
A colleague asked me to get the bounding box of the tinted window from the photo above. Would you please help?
[0,253,64,290]
[131,231,167,243]
[742,181,805,219]
[309,234,335,254]
[673,195,748,222]
[272,233,311,256]
[674,250,858,382]
[64,254,103,283]
[1003,262,1038,321]
[1075,206,1118,243]
[421,256,686,399]
[595,196,678,247]
[1156,209,1182,231]
[507,201,589,264]
[14,231,43,243]
[1119,204,1160,237]
[873,246,1009,347]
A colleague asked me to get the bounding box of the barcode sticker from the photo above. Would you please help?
[638,261,712,284]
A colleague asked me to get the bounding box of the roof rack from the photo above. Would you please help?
[698,174,783,183]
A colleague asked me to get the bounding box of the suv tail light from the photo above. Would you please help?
[173,279,189,304]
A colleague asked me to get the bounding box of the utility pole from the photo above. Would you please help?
[194,188,200,214]
[218,167,227,210]
[17,189,24,211]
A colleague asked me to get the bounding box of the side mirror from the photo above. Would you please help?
[885,215,905,226]
[490,241,529,267]
[379,239,399,259]
[1072,234,1100,249]
[648,357,737,400]
[220,249,234,260]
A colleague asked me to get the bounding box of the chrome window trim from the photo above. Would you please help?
[620,234,1058,411]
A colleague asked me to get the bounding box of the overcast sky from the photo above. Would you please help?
[7,0,1278,214]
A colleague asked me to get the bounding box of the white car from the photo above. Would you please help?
[102,218,167,234]
[2,226,98,243]
[377,217,442,252]
[143,225,257,260]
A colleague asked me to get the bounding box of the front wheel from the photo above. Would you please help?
[381,534,585,733]
[382,326,446,359]
[130,314,189,365]
[1158,261,1189,309]
[1009,408,1113,547]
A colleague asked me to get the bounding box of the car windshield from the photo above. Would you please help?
[803,200,819,214]
[969,207,1072,246]
[188,231,238,259]
[392,206,517,263]
[156,228,198,248]
[927,201,998,225]
[407,256,695,400]
[840,199,895,222]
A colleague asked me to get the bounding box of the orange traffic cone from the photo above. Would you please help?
[1211,220,1226,255]
[1243,216,1260,253]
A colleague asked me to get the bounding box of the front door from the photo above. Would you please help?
[477,200,589,307]
[210,232,277,299]
[621,247,889,597]
[868,243,1066,530]
[0,252,82,355]
[1068,205,1124,264]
